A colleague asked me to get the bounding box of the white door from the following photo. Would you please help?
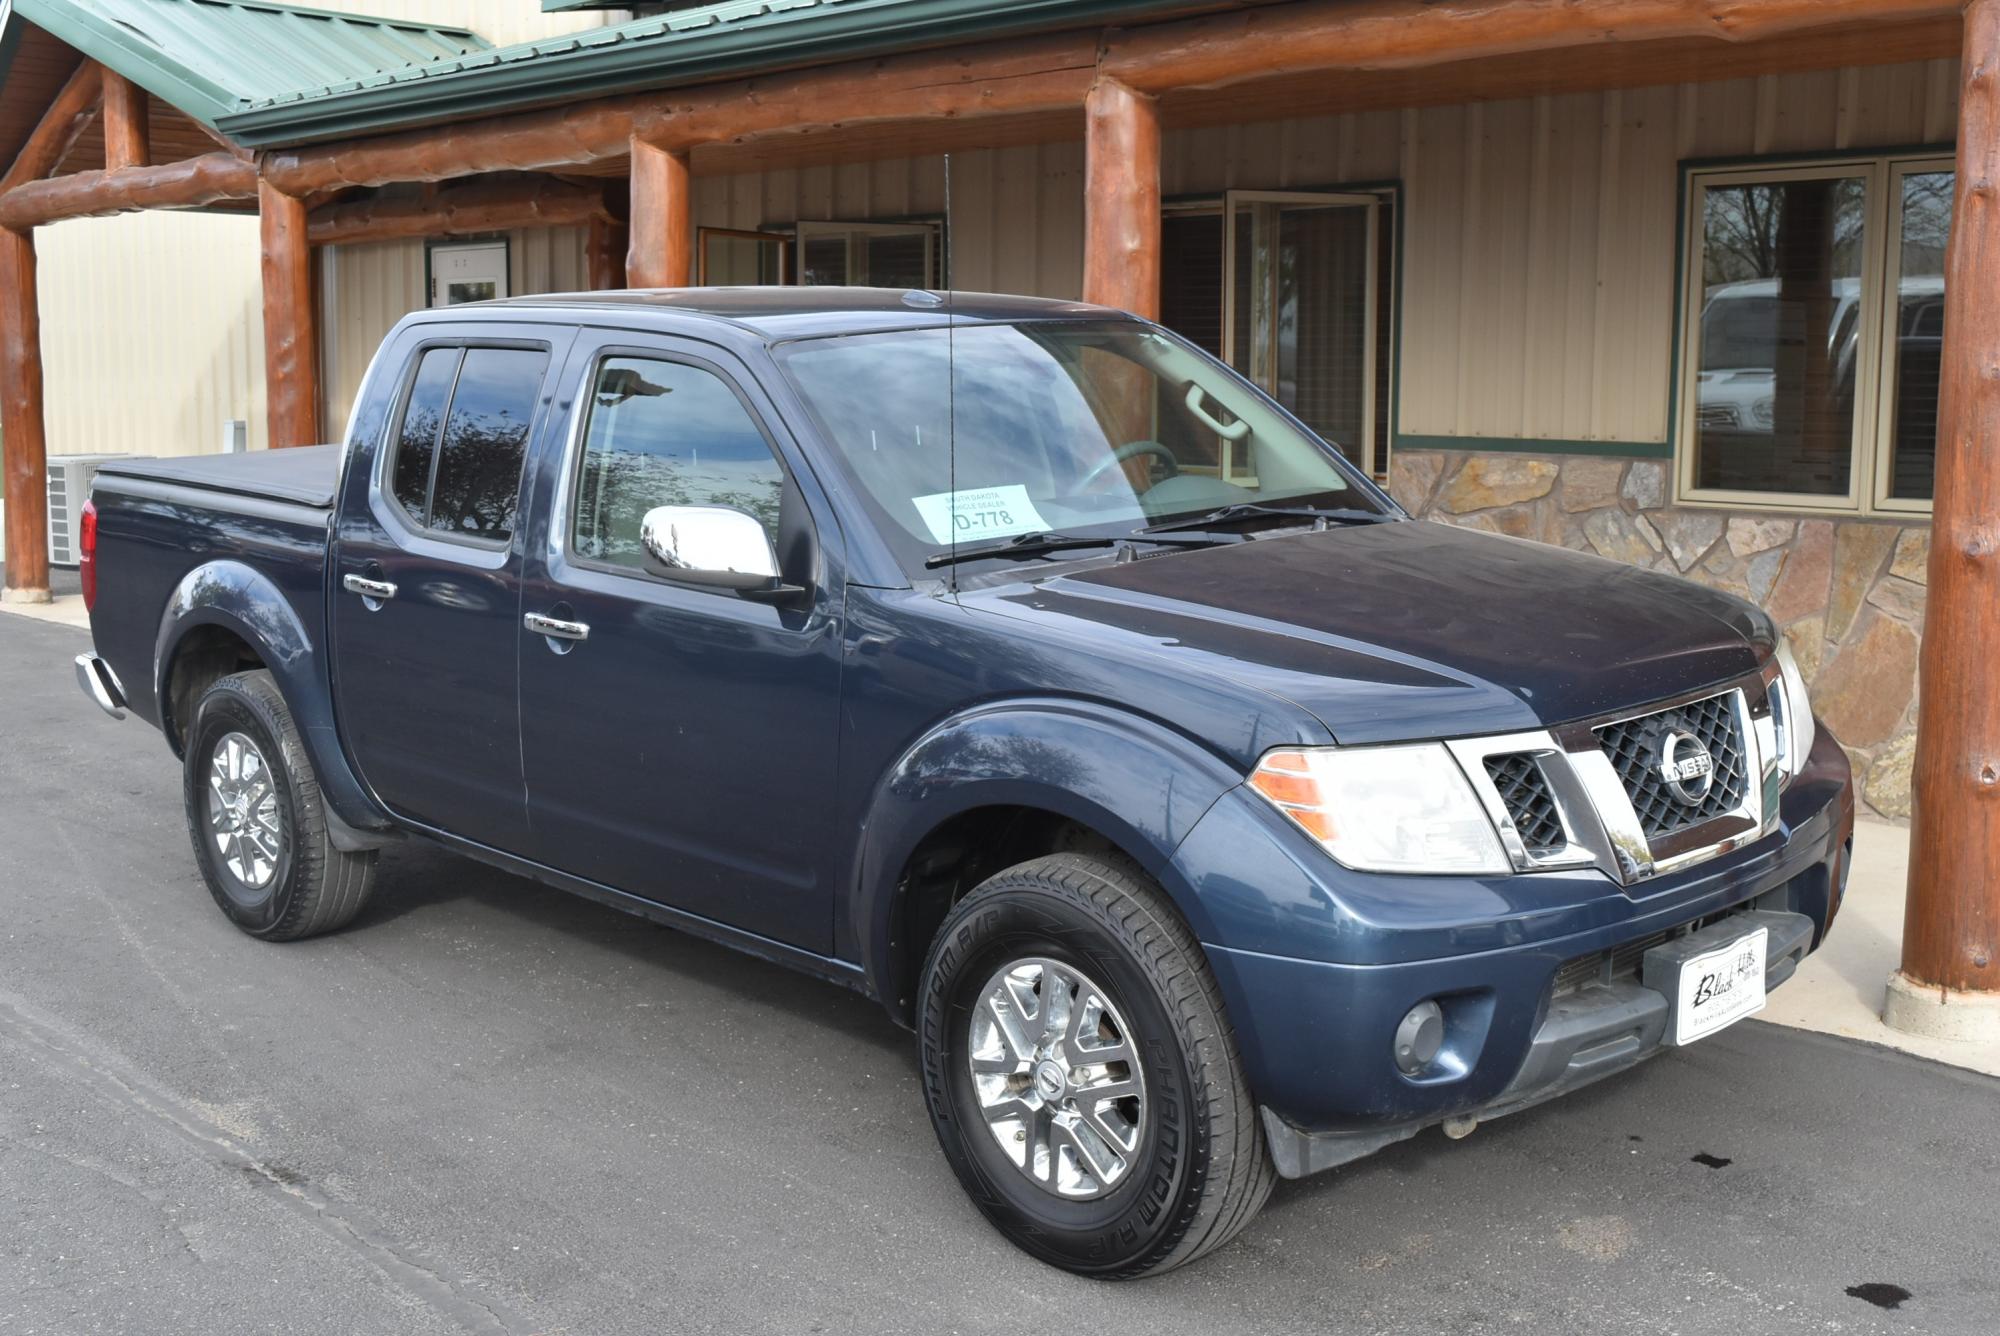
[1221,192,1381,474]
[430,241,510,308]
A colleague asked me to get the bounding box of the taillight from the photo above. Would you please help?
[79,497,98,611]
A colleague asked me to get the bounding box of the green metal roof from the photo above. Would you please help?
[4,0,486,127]
[217,0,1182,147]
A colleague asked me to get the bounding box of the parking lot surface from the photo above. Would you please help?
[3,614,1996,1335]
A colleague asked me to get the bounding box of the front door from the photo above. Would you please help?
[515,334,843,953]
[331,323,574,851]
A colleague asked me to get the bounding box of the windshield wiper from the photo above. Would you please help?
[1139,502,1397,536]
[924,529,1243,570]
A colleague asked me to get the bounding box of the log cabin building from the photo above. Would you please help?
[1,0,1995,1032]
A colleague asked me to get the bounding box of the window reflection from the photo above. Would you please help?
[1889,170,1950,502]
[391,348,458,519]
[1692,176,1866,497]
[572,357,786,568]
[425,347,548,542]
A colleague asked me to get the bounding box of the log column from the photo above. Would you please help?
[1891,0,2000,1044]
[1082,77,1161,320]
[626,137,690,289]
[588,214,629,290]
[0,227,49,602]
[259,181,320,448]
[101,70,150,172]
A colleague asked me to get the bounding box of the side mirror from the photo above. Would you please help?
[639,505,802,602]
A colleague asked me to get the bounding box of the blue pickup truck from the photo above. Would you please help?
[75,289,1854,1278]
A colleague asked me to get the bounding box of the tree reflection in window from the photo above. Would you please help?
[572,357,785,570]
[384,344,548,542]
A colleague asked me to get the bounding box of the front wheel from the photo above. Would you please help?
[183,669,375,941]
[917,853,1274,1277]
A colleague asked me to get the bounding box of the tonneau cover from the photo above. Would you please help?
[95,445,343,509]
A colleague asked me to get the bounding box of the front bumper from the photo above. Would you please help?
[1168,726,1854,1171]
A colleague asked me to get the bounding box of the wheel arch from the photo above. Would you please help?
[154,560,393,842]
[848,697,1245,1025]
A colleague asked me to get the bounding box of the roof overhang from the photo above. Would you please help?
[216,0,1198,148]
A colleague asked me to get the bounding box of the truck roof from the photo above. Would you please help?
[409,286,1131,341]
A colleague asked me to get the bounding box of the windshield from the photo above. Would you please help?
[775,320,1382,575]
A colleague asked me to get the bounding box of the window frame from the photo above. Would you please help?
[561,345,802,591]
[1673,152,1950,518]
[792,219,943,288]
[378,336,554,551]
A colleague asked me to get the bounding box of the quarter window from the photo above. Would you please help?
[571,356,787,570]
[386,345,549,543]
[1677,155,1950,515]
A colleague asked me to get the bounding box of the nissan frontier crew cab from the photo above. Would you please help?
[74,289,1855,1279]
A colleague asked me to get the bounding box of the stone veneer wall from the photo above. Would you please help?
[1387,450,1930,822]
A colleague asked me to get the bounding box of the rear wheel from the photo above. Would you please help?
[917,852,1274,1277]
[183,670,374,940]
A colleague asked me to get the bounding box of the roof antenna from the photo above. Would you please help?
[945,151,958,595]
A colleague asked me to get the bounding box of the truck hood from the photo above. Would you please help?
[986,520,1774,745]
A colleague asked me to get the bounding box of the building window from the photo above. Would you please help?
[793,221,941,288]
[1160,187,1397,478]
[1676,155,1950,515]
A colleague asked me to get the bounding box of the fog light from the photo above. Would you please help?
[1394,1000,1445,1076]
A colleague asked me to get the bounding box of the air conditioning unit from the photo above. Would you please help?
[46,455,123,567]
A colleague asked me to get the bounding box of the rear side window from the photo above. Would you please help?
[386,345,550,543]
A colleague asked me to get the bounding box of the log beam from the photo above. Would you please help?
[102,70,150,172]
[1082,78,1160,320]
[260,182,320,449]
[0,228,49,601]
[588,214,628,291]
[1100,0,1961,93]
[259,32,1101,194]
[0,60,103,194]
[626,138,691,289]
[1895,0,2000,1037]
[0,153,255,230]
[307,177,612,246]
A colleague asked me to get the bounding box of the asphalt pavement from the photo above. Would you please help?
[3,612,1997,1336]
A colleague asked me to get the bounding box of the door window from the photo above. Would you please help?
[571,356,788,570]
[429,240,510,307]
[384,345,550,544]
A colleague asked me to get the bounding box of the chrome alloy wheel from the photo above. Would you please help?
[205,731,283,890]
[967,957,1146,1200]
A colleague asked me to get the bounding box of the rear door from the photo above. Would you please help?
[331,321,576,851]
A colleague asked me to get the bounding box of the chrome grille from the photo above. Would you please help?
[1484,754,1565,854]
[1594,692,1748,841]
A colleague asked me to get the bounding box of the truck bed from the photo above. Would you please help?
[95,445,343,509]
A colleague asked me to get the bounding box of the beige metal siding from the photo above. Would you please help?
[37,210,266,458]
[692,145,1084,299]
[321,225,589,435]
[1326,60,1960,444]
[337,1,621,48]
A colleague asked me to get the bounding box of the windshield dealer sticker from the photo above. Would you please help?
[912,485,1049,545]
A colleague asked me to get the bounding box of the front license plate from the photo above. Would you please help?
[1672,927,1768,1045]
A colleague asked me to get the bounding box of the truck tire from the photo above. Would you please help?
[182,669,375,941]
[917,852,1275,1278]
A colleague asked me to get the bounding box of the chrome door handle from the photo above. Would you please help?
[524,612,590,642]
[342,574,397,601]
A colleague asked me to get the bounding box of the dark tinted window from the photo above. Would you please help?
[572,357,785,568]
[390,348,459,518]
[426,347,549,541]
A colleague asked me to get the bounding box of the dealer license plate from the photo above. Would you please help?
[1672,927,1767,1045]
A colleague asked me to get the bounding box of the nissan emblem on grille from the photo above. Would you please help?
[1657,729,1716,806]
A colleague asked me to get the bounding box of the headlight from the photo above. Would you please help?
[1771,640,1816,780]
[1248,744,1509,875]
